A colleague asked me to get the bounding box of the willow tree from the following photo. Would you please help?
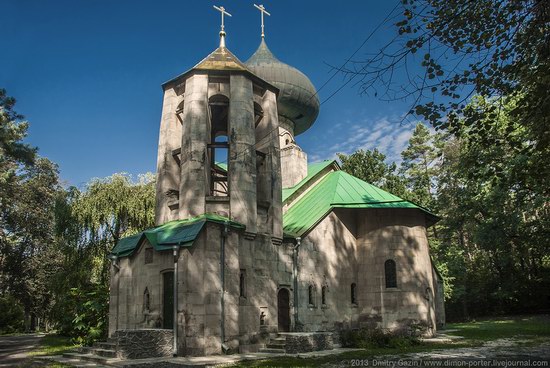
[74,173,156,284]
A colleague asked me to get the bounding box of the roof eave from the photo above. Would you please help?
[161,68,280,96]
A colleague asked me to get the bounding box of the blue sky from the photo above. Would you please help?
[1,0,419,188]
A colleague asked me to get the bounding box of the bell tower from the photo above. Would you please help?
[154,14,282,241]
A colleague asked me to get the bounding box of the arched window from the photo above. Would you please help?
[143,287,150,312]
[308,285,315,306]
[208,94,229,197]
[321,285,327,306]
[350,283,357,305]
[385,259,397,288]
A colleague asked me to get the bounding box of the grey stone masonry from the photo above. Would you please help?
[280,332,339,354]
[114,329,173,359]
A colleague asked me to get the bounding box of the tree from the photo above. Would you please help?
[434,96,550,319]
[0,158,62,330]
[342,0,549,184]
[337,148,408,198]
[400,123,441,208]
[0,88,36,166]
[72,173,156,285]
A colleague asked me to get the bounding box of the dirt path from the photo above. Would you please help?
[0,334,44,368]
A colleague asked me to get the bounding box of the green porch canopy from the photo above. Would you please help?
[111,213,244,258]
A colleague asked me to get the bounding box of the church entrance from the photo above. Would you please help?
[163,272,174,329]
[277,288,290,332]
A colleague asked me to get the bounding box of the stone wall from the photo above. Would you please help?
[282,332,339,354]
[356,208,437,334]
[296,209,360,332]
[114,329,173,359]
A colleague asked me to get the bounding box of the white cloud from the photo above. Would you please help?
[309,116,418,164]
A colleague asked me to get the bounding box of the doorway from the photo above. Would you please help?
[277,288,290,332]
[163,272,174,329]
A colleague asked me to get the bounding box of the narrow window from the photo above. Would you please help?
[385,259,397,288]
[351,283,357,305]
[143,287,150,312]
[144,248,153,264]
[308,285,315,306]
[208,94,229,196]
[321,286,327,306]
[239,269,246,298]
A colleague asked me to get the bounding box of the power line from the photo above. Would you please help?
[319,2,400,106]
[213,2,401,165]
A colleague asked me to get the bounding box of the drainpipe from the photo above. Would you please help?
[172,245,179,357]
[220,221,229,353]
[108,254,120,333]
[292,237,301,331]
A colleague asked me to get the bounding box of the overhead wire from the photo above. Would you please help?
[213,2,402,166]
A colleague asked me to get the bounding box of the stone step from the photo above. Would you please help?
[36,355,111,367]
[94,341,117,350]
[266,343,286,349]
[62,352,114,365]
[272,337,286,343]
[259,347,286,354]
[86,348,116,358]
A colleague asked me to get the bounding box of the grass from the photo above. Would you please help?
[231,342,473,368]
[19,335,79,367]
[446,315,550,342]
[28,334,79,357]
[228,315,550,368]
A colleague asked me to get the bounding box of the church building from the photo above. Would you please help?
[109,6,445,357]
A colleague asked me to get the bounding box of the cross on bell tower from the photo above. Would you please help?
[253,4,271,38]
[213,5,232,47]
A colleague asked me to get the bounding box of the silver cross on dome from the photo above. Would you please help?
[213,5,232,47]
[253,4,271,38]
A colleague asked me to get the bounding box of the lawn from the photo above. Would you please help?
[446,315,550,342]
[21,335,79,368]
[28,334,79,357]
[229,315,550,368]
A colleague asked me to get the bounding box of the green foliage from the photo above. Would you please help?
[0,88,36,166]
[0,294,24,333]
[1,90,156,342]
[28,335,79,357]
[350,1,550,153]
[339,98,549,320]
[447,316,550,341]
[400,123,441,208]
[73,173,156,284]
[337,148,409,199]
[63,285,109,345]
[340,327,421,349]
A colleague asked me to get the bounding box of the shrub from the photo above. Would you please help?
[51,284,108,345]
[0,294,25,334]
[340,326,421,349]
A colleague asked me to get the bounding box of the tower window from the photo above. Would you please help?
[385,259,397,288]
[351,283,357,305]
[321,286,327,306]
[208,94,229,196]
[239,269,246,298]
[308,284,316,306]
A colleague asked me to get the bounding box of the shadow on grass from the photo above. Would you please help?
[28,334,79,357]
[229,315,549,368]
[446,315,550,341]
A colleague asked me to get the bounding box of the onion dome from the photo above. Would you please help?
[246,39,320,136]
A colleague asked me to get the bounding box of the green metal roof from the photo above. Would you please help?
[283,170,437,237]
[282,160,336,202]
[111,213,244,258]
